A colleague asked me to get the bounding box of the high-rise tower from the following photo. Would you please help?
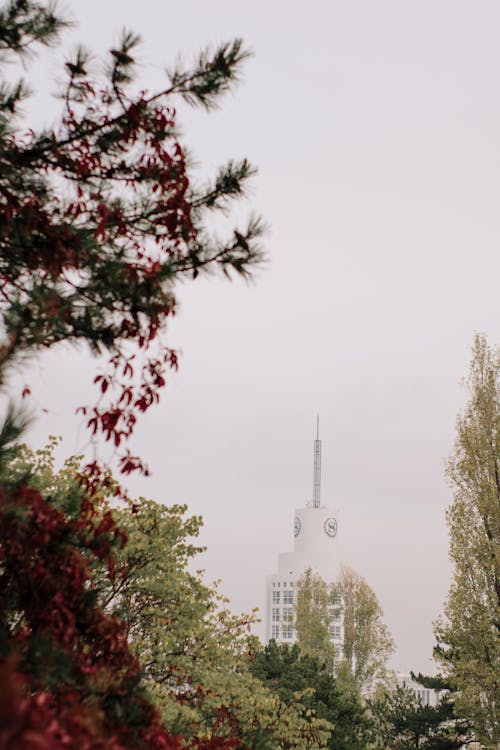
[264,420,342,652]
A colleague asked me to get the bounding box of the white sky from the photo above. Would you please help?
[12,0,500,673]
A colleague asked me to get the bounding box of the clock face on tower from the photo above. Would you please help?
[324,517,338,538]
[294,517,301,537]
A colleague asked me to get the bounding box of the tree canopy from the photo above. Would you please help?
[334,565,394,696]
[0,436,184,749]
[1,440,335,749]
[295,568,334,666]
[295,566,394,697]
[435,334,500,748]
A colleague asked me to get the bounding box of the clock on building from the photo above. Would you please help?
[324,517,337,538]
[294,516,301,537]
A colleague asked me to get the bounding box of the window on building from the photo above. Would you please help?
[272,608,280,622]
[283,590,294,604]
[331,594,341,606]
[282,607,293,623]
[272,591,280,604]
[330,612,341,622]
[271,625,280,639]
[329,625,341,639]
[334,644,341,660]
[282,625,293,639]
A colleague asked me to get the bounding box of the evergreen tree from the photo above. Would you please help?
[368,674,471,750]
[0,0,263,475]
[249,640,371,750]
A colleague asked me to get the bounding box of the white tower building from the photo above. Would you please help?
[265,418,343,656]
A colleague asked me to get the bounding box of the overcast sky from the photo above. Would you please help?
[14,0,500,673]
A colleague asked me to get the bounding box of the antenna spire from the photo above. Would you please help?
[312,414,321,508]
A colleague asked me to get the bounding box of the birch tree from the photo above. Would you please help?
[334,565,394,696]
[295,567,334,666]
[295,566,394,696]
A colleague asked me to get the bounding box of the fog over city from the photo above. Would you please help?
[18,0,500,673]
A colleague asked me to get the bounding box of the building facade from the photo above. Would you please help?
[396,673,442,708]
[265,420,343,656]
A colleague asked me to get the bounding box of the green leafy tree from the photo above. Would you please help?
[5,441,332,749]
[435,334,500,748]
[334,565,394,696]
[295,567,394,696]
[249,640,371,750]
[0,425,189,749]
[103,498,332,749]
[295,567,334,666]
[368,674,471,750]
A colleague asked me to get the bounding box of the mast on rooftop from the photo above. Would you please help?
[312,414,321,508]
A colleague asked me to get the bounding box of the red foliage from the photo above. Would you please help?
[0,479,170,748]
[0,479,249,750]
[1,45,193,476]
[2,31,262,478]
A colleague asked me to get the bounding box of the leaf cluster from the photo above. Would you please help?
[294,566,394,697]
[0,15,262,362]
[0,435,180,748]
[0,1,65,60]
[295,567,334,666]
[334,565,394,696]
